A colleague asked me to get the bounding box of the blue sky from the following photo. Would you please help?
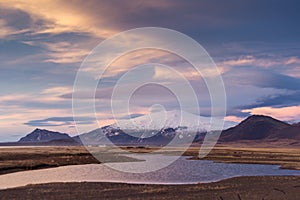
[0,0,299,141]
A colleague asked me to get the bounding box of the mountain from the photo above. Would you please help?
[110,110,236,132]
[73,126,186,146]
[14,114,300,146]
[270,122,300,140]
[74,110,237,146]
[220,115,293,141]
[18,128,72,143]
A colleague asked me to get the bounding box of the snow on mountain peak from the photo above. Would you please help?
[110,110,236,132]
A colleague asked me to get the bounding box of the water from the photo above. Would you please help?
[0,146,51,149]
[0,154,300,189]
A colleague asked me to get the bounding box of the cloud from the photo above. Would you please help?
[220,55,281,69]
[41,86,72,96]
[0,86,75,116]
[242,105,300,121]
[284,56,300,65]
[223,70,300,118]
[0,19,15,38]
[153,65,203,81]
[0,0,175,39]
[1,0,300,43]
[224,115,245,123]
[219,55,300,76]
[0,93,69,109]
[0,0,116,38]
[17,37,96,64]
[0,7,31,39]
[221,55,256,67]
[117,113,144,120]
[39,41,91,64]
[223,67,300,91]
[241,91,300,109]
[80,49,184,79]
[24,116,95,127]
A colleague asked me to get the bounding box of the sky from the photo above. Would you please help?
[0,0,300,141]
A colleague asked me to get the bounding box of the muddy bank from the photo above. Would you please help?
[1,176,300,200]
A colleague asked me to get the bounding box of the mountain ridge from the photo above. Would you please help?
[14,114,300,146]
[110,110,237,131]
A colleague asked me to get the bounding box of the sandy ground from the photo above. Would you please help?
[0,176,300,200]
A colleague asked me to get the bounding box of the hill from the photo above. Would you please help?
[220,115,295,141]
[18,128,73,143]
[270,122,300,140]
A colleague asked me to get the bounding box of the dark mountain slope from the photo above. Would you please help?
[18,128,72,143]
[221,115,291,141]
[269,122,300,140]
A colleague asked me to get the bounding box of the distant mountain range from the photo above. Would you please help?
[109,110,237,132]
[73,110,237,146]
[5,112,300,146]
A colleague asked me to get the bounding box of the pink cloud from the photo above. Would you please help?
[224,115,245,123]
[242,105,300,121]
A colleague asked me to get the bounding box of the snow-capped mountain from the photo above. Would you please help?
[111,110,237,132]
[75,110,237,146]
